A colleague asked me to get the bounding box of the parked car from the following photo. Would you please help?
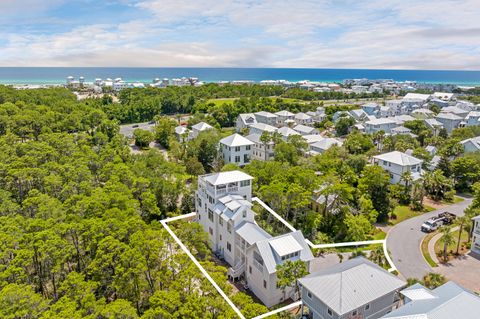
[421,212,456,232]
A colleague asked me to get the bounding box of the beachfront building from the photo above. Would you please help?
[472,215,480,255]
[191,121,214,138]
[236,113,257,132]
[195,171,314,308]
[372,151,423,184]
[364,118,398,134]
[255,111,278,127]
[299,257,406,319]
[381,281,480,319]
[219,134,254,166]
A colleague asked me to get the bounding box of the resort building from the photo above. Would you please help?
[219,134,254,166]
[299,257,406,319]
[195,171,314,308]
[372,151,423,184]
[381,281,480,319]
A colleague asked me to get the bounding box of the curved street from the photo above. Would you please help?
[386,197,472,280]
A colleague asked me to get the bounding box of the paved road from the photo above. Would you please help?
[387,197,472,280]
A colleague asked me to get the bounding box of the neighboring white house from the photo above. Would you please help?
[349,109,369,122]
[191,121,214,138]
[174,125,189,140]
[246,134,275,161]
[275,110,295,126]
[295,112,313,126]
[236,113,257,132]
[309,138,342,155]
[255,111,278,126]
[364,118,398,134]
[248,123,278,136]
[381,281,480,319]
[460,136,480,153]
[195,171,314,308]
[294,124,318,136]
[299,257,406,319]
[372,151,423,184]
[465,111,480,127]
[472,215,480,255]
[219,134,254,166]
[435,113,463,133]
[278,126,300,139]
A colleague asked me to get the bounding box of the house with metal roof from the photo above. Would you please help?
[295,112,314,126]
[309,138,343,155]
[195,171,314,308]
[299,257,406,319]
[372,151,423,184]
[236,113,257,132]
[381,281,480,319]
[278,126,301,139]
[364,117,398,134]
[275,110,295,126]
[219,133,254,166]
[294,124,319,136]
[255,111,278,126]
[248,122,278,136]
[435,113,463,133]
[245,133,275,161]
[460,136,480,153]
[191,121,214,138]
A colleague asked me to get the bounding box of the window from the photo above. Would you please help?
[242,210,246,218]
[208,209,214,222]
[246,145,251,150]
[227,242,231,252]
[249,266,252,274]
[352,310,357,316]
[197,197,202,207]
[227,223,232,233]
[235,146,240,152]
[327,309,333,316]
[307,291,312,299]
[209,227,213,235]
[219,218,223,226]
[240,180,250,187]
[219,234,222,241]
[365,304,370,311]
[235,156,240,163]
[263,280,267,289]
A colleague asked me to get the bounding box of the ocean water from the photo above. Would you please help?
[0,67,479,85]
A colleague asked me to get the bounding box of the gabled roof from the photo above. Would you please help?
[391,126,412,133]
[299,257,405,316]
[203,170,253,185]
[220,133,254,147]
[440,106,468,115]
[302,134,324,144]
[238,113,257,125]
[373,151,423,166]
[235,221,271,245]
[255,111,277,118]
[275,110,295,117]
[255,231,314,274]
[192,121,213,131]
[249,123,278,133]
[365,118,397,125]
[436,112,462,120]
[424,118,444,128]
[278,126,300,137]
[382,281,480,319]
[412,108,434,114]
[310,138,342,151]
[175,125,188,135]
[460,136,480,150]
[295,112,312,120]
[472,215,480,221]
[293,124,317,134]
[403,93,431,101]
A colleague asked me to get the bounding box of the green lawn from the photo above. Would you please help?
[421,231,439,267]
[442,196,464,204]
[434,229,470,259]
[389,205,435,226]
[206,98,237,106]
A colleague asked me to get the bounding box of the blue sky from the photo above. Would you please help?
[1,0,479,69]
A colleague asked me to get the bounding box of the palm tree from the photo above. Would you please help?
[368,245,386,267]
[456,215,469,255]
[422,272,446,289]
[441,226,454,262]
[260,131,272,161]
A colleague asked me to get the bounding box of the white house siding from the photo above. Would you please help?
[220,144,252,166]
[374,160,421,184]
[472,219,480,255]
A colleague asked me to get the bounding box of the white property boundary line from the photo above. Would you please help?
[252,197,397,273]
[160,198,398,319]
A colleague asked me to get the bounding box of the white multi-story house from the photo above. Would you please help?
[255,111,278,126]
[275,110,295,126]
[381,281,480,319]
[435,113,463,133]
[372,151,423,184]
[236,113,257,132]
[295,112,313,126]
[472,215,480,255]
[191,121,214,138]
[246,134,275,161]
[299,257,406,319]
[364,118,398,134]
[219,134,254,166]
[195,171,314,308]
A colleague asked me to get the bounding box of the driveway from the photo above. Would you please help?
[386,197,472,280]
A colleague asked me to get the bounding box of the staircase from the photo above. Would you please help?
[227,261,245,281]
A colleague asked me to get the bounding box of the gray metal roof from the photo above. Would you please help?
[298,257,406,316]
[255,231,314,274]
[235,221,271,245]
[381,281,480,319]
